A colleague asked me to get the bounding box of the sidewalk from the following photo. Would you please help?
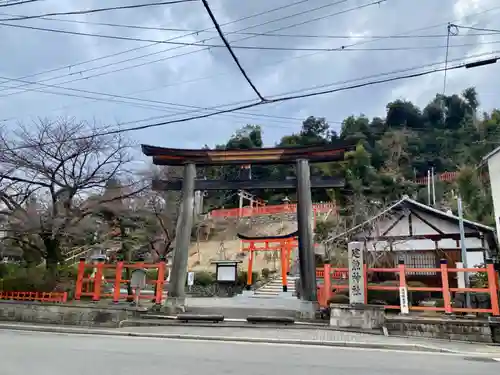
[1,321,500,356]
[117,325,500,355]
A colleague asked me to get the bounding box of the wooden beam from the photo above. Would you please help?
[409,210,445,235]
[363,233,482,241]
[152,177,345,191]
[381,213,406,236]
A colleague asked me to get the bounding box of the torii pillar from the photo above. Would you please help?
[296,159,317,318]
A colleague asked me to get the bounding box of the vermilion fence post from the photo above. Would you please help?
[486,261,500,315]
[113,261,124,303]
[155,261,166,304]
[440,259,452,314]
[323,264,332,306]
[75,258,85,300]
[246,244,254,290]
[280,247,288,292]
[92,261,104,301]
[398,262,407,288]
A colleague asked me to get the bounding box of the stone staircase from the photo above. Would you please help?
[253,275,298,297]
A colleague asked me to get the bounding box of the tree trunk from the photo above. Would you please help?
[119,221,133,299]
[43,237,60,280]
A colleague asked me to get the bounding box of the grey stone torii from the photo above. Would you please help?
[141,144,351,313]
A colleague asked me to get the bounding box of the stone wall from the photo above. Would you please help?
[330,304,385,330]
[0,301,140,327]
[386,315,493,343]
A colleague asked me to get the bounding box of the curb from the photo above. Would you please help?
[0,323,459,353]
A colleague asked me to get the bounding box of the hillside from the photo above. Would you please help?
[188,219,297,272]
[201,87,499,227]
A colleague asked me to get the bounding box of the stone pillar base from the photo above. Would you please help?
[298,300,318,320]
[330,303,385,330]
[161,296,186,314]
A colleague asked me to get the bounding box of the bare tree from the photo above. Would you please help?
[0,118,139,276]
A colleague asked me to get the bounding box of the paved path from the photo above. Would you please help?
[1,330,499,374]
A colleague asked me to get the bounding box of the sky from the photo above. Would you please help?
[0,0,499,162]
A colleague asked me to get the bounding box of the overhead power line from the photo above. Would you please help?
[3,20,500,52]
[0,0,44,7]
[0,0,384,98]
[0,0,312,93]
[200,0,265,101]
[5,56,497,152]
[0,0,196,21]
[2,50,497,126]
[20,15,500,40]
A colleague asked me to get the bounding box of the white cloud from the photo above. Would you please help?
[0,0,499,150]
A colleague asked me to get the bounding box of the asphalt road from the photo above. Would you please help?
[1,330,499,375]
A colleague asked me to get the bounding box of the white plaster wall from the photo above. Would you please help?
[488,154,500,244]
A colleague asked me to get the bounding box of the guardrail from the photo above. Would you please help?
[74,259,167,304]
[209,202,336,218]
[0,291,68,303]
[316,261,500,316]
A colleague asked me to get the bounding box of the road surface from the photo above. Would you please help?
[1,330,499,374]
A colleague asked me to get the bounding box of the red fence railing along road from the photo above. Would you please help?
[316,260,500,316]
[74,259,167,304]
[0,291,68,303]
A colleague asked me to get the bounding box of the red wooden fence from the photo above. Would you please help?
[316,261,500,315]
[0,291,68,303]
[74,259,167,304]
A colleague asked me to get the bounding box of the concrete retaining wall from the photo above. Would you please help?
[330,304,385,330]
[386,315,493,343]
[0,301,140,328]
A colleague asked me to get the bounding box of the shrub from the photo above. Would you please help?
[237,271,259,286]
[407,280,431,305]
[368,280,400,305]
[261,268,271,279]
[328,294,349,304]
[193,271,215,286]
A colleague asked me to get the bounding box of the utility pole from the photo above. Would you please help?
[457,196,471,308]
[427,169,431,205]
[431,167,436,207]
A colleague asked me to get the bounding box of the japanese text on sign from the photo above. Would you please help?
[348,242,365,304]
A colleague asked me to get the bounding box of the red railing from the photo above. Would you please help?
[74,259,167,304]
[316,261,500,316]
[415,171,459,185]
[210,202,336,218]
[0,291,68,303]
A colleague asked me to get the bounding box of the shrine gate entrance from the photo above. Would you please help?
[141,143,350,314]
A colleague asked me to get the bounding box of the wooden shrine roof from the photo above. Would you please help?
[141,143,352,166]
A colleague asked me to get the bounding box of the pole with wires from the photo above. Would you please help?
[200,0,266,102]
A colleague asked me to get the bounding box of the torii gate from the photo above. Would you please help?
[141,143,351,316]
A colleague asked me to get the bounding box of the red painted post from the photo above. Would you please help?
[92,261,104,301]
[246,243,254,290]
[486,262,500,316]
[75,258,85,300]
[440,259,452,314]
[324,264,332,306]
[280,247,288,292]
[155,261,166,304]
[398,263,407,288]
[113,261,124,303]
[62,292,68,303]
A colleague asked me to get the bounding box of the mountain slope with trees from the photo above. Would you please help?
[203,87,500,227]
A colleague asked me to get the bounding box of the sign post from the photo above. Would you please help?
[130,269,147,307]
[348,242,365,304]
[399,286,409,314]
[187,271,195,292]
